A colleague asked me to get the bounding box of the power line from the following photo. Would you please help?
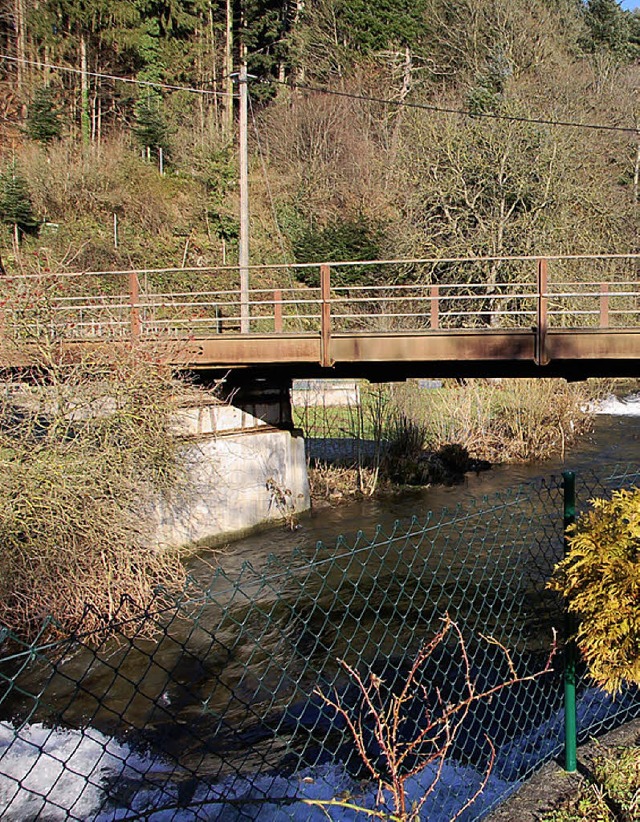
[263,77,639,135]
[3,54,637,134]
[0,55,235,99]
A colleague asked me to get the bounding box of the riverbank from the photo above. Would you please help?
[485,719,640,822]
[307,441,491,506]
[296,378,604,508]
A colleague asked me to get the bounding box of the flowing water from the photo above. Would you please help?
[2,397,640,820]
[198,394,640,578]
[6,398,640,735]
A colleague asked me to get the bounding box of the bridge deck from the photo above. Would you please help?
[2,254,639,380]
[25,327,639,382]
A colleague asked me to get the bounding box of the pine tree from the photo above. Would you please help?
[583,0,631,54]
[0,165,39,242]
[134,93,171,161]
[26,86,62,143]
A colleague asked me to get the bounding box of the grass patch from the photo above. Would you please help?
[294,378,599,463]
[541,744,639,822]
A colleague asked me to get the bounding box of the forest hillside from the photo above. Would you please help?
[0,0,638,281]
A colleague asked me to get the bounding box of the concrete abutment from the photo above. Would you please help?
[151,390,310,548]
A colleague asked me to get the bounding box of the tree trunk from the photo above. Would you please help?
[222,0,234,139]
[80,33,91,146]
[14,0,27,97]
[208,2,220,132]
[391,46,413,149]
[633,133,639,207]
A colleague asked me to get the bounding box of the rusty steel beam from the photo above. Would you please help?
[546,328,640,360]
[3,328,640,380]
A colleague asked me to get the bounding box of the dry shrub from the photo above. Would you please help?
[307,617,556,822]
[260,81,393,223]
[391,379,597,463]
[484,379,595,462]
[19,137,197,233]
[0,317,191,641]
[385,412,427,461]
[308,462,382,501]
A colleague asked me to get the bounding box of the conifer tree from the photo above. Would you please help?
[26,86,62,143]
[583,0,631,54]
[134,93,171,161]
[0,165,39,244]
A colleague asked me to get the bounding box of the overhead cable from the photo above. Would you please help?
[1,53,637,133]
[264,77,639,135]
[0,55,234,98]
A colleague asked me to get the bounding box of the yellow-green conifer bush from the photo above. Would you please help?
[549,488,640,695]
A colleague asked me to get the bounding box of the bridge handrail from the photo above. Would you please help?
[1,251,637,280]
[1,253,639,341]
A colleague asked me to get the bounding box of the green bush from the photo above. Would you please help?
[549,487,640,694]
[0,164,39,238]
[292,215,386,286]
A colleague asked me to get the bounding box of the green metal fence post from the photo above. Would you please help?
[562,470,578,773]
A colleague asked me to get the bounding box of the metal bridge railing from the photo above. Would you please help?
[0,253,638,342]
[0,466,639,820]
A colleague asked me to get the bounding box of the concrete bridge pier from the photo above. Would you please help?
[219,373,296,431]
[150,371,310,548]
[152,388,310,547]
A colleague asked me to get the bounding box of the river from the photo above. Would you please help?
[1,395,639,821]
[198,393,640,577]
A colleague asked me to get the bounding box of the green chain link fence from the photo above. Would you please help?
[1,465,639,820]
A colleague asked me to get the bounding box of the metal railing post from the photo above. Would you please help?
[274,289,283,333]
[600,282,609,328]
[320,264,332,367]
[536,258,549,365]
[129,272,141,341]
[562,469,578,773]
[430,285,440,330]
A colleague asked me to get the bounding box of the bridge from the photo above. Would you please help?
[3,253,638,382]
[2,252,640,427]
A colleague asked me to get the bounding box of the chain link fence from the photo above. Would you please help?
[1,466,639,820]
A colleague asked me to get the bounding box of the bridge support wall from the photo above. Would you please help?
[149,401,310,548]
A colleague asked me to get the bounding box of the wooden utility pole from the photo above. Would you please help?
[238,62,250,333]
